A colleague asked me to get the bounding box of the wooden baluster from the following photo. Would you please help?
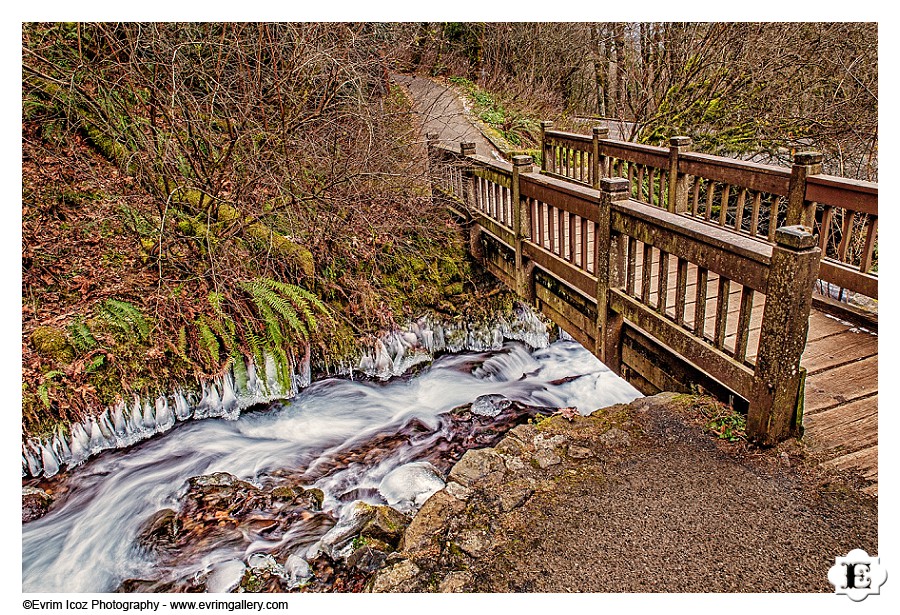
[837,210,855,262]
[626,236,637,296]
[649,167,657,206]
[818,204,834,252]
[569,213,577,263]
[637,165,646,202]
[581,217,588,270]
[537,201,545,249]
[735,189,747,233]
[657,250,669,314]
[628,163,635,197]
[734,286,754,362]
[861,214,878,273]
[675,258,688,326]
[714,276,731,349]
[692,177,701,217]
[719,184,731,226]
[558,207,565,257]
[705,180,715,220]
[641,243,653,304]
[750,192,762,237]
[768,196,782,242]
[548,205,556,253]
[694,267,708,337]
[659,170,667,210]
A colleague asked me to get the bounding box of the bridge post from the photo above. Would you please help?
[667,136,693,213]
[597,177,630,371]
[748,225,821,445]
[425,132,440,197]
[786,151,823,228]
[592,125,609,189]
[540,121,554,174]
[512,155,534,301]
[460,142,484,261]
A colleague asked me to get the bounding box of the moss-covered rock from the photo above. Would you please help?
[31,326,75,364]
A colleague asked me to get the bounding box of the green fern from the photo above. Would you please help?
[196,318,220,366]
[37,370,65,409]
[235,278,328,392]
[97,299,151,341]
[176,326,189,360]
[85,354,106,374]
[67,319,98,353]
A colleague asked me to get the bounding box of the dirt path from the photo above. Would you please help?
[393,74,501,159]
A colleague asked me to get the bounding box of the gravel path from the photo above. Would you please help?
[393,74,501,159]
[468,396,877,592]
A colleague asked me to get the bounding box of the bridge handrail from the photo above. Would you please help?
[539,124,878,304]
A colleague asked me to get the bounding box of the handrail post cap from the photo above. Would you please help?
[460,142,477,155]
[426,132,439,141]
[600,177,631,193]
[793,151,823,165]
[593,125,610,137]
[775,225,818,250]
[512,154,533,167]
[670,135,692,147]
[540,120,554,129]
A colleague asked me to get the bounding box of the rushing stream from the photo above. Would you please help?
[22,336,641,593]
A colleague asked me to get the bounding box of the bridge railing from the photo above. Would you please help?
[429,140,821,444]
[541,124,878,310]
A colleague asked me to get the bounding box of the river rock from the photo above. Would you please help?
[137,508,180,550]
[347,545,389,574]
[534,448,562,469]
[360,505,410,546]
[448,448,505,487]
[567,444,593,459]
[439,571,472,593]
[22,486,53,523]
[367,560,422,593]
[400,490,465,554]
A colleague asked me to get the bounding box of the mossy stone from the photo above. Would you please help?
[31,326,75,363]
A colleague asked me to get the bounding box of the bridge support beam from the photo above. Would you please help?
[748,225,821,445]
[786,151,823,228]
[512,155,534,301]
[597,177,630,371]
[592,126,609,189]
[667,136,693,213]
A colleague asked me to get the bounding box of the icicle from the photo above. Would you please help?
[142,400,156,430]
[155,396,175,431]
[220,375,238,419]
[88,418,107,451]
[359,353,374,373]
[40,442,60,478]
[264,354,279,395]
[68,427,89,466]
[54,430,72,462]
[373,340,391,375]
[246,360,259,396]
[24,444,42,477]
[112,402,127,435]
[174,391,192,421]
[98,410,115,440]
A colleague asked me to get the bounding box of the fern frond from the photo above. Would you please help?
[196,318,220,366]
[67,319,98,353]
[98,299,151,341]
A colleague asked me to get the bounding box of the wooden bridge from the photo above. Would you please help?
[428,125,878,494]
